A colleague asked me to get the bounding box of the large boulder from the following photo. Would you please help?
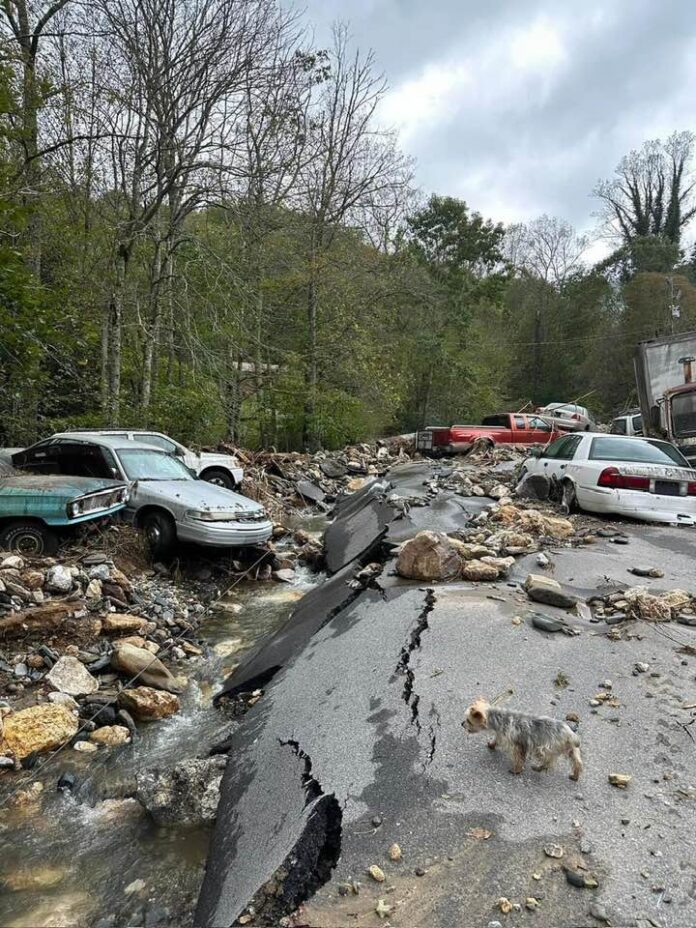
[46,656,99,697]
[396,531,462,581]
[118,686,180,722]
[111,643,184,693]
[136,756,227,826]
[1,704,78,759]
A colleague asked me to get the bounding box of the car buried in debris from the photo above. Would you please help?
[519,432,696,525]
[12,434,272,554]
[0,460,129,555]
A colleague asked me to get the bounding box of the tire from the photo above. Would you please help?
[560,480,578,515]
[0,521,59,556]
[140,510,176,556]
[201,467,235,490]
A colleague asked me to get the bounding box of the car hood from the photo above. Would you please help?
[198,451,240,467]
[0,475,126,497]
[132,479,263,512]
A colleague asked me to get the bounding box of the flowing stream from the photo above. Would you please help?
[0,519,326,928]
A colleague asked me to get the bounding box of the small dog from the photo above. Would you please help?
[462,698,583,780]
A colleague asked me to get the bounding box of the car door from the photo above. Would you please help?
[526,416,555,444]
[542,434,584,481]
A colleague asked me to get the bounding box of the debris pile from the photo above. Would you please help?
[0,549,209,770]
[218,437,416,521]
[588,586,696,625]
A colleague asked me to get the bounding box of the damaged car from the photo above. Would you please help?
[12,434,272,554]
[0,460,129,555]
[519,433,696,525]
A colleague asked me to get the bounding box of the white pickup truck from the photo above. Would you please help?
[77,429,244,489]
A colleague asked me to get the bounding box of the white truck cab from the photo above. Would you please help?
[80,430,243,489]
[610,412,643,437]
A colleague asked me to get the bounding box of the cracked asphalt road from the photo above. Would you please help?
[197,481,696,928]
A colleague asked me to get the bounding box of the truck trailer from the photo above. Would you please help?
[634,332,696,466]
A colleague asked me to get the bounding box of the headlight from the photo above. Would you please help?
[68,500,84,518]
[186,509,242,522]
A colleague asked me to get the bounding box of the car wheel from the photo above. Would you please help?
[560,480,578,515]
[201,467,235,490]
[0,521,59,556]
[140,510,176,555]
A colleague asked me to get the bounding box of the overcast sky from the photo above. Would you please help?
[301,0,696,248]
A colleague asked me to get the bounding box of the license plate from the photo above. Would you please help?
[654,480,681,496]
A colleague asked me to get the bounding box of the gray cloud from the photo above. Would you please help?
[300,0,696,238]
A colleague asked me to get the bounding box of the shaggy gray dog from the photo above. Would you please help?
[463,698,583,780]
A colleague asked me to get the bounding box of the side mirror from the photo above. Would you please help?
[528,447,543,458]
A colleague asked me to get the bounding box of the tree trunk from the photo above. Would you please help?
[141,235,164,418]
[303,240,319,451]
[107,247,128,424]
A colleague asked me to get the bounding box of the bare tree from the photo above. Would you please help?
[594,131,696,247]
[295,23,412,449]
[90,0,279,422]
[505,214,589,287]
[1,0,72,273]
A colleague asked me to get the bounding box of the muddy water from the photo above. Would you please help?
[0,532,325,928]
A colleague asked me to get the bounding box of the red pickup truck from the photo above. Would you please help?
[416,414,561,455]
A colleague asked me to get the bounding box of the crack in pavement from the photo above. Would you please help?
[396,589,436,737]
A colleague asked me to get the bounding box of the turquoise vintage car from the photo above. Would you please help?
[0,468,129,555]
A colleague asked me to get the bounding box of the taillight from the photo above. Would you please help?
[597,467,650,491]
[571,413,580,420]
[688,482,696,496]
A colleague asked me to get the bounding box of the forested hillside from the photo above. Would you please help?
[3,1,696,450]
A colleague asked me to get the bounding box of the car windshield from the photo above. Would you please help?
[671,392,696,437]
[589,437,690,467]
[117,449,192,481]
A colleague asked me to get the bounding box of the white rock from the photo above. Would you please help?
[85,579,102,600]
[1,555,24,570]
[73,740,98,753]
[47,691,79,710]
[46,656,99,697]
[88,564,111,581]
[124,879,146,895]
[45,565,73,593]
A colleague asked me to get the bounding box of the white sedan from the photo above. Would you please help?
[520,432,696,525]
[536,402,593,432]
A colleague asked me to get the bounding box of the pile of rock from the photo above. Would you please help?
[396,531,515,583]
[0,550,208,771]
[588,586,696,625]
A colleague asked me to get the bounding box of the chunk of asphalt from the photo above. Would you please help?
[296,480,326,504]
[530,612,569,634]
[215,562,361,702]
[324,492,394,575]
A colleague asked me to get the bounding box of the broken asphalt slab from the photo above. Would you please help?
[196,585,432,927]
[198,486,696,928]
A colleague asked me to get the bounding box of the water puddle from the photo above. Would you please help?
[0,524,326,928]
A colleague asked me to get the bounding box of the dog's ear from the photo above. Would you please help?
[469,706,484,720]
